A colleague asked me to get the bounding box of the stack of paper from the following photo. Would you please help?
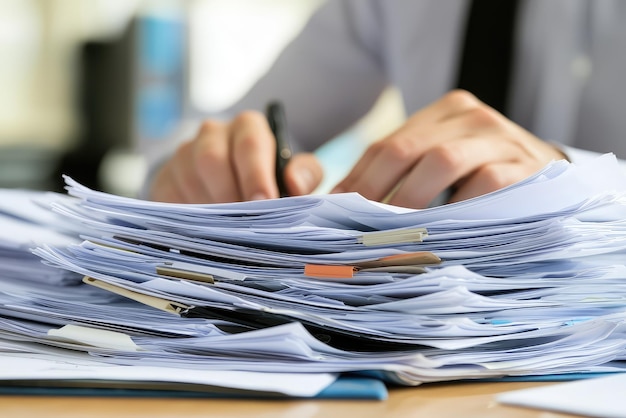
[0,190,84,286]
[2,153,626,397]
[0,191,359,397]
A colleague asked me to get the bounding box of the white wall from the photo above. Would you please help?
[0,0,141,150]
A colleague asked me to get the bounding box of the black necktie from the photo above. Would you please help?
[455,0,520,116]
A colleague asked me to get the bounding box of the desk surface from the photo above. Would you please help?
[0,381,577,418]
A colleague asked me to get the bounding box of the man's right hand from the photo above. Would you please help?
[149,110,323,204]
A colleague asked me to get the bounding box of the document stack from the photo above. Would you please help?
[2,153,626,398]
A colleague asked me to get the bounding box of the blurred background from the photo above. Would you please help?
[0,0,404,198]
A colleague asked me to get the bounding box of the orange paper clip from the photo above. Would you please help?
[304,264,355,279]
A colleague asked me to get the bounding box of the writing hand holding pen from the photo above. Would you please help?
[149,103,323,204]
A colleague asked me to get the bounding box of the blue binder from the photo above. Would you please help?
[0,375,388,401]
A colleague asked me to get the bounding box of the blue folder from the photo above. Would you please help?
[0,375,388,401]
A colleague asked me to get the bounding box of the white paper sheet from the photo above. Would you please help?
[0,354,337,397]
[497,373,626,418]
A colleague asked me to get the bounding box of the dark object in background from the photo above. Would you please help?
[53,16,185,193]
[52,36,133,192]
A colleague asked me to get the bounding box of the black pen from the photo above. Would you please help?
[266,100,293,197]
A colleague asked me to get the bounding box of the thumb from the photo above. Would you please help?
[284,153,324,196]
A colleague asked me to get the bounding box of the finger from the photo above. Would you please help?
[231,111,279,200]
[152,140,211,203]
[284,153,324,196]
[149,160,188,203]
[404,89,484,127]
[332,118,472,201]
[332,91,486,199]
[388,135,524,208]
[192,120,241,203]
[344,139,419,200]
[448,162,541,203]
[167,140,220,203]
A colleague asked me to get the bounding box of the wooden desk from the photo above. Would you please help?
[0,381,577,418]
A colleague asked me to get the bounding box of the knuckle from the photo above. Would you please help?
[198,119,223,135]
[466,106,502,128]
[476,165,510,190]
[376,135,416,163]
[233,110,264,126]
[427,143,465,172]
[444,89,480,108]
[237,131,265,150]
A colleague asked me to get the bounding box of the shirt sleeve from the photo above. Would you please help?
[221,0,390,152]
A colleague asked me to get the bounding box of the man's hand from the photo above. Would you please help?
[332,90,567,209]
[149,110,323,203]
